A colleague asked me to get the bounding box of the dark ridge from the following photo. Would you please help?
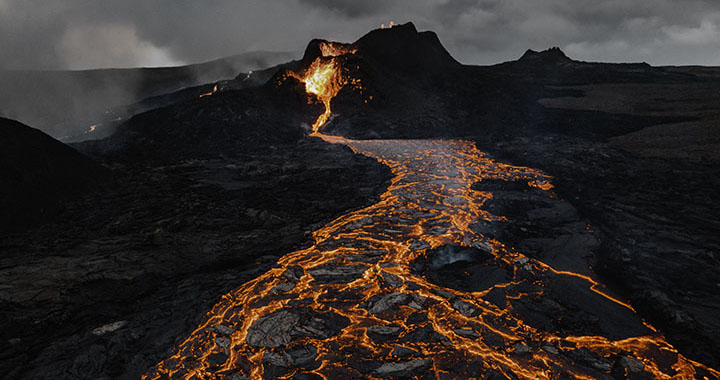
[491,45,693,85]
[300,39,356,66]
[0,117,107,233]
[518,47,572,64]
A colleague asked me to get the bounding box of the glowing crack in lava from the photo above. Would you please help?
[289,42,358,134]
[144,45,720,379]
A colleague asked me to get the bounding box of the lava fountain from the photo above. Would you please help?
[289,42,358,135]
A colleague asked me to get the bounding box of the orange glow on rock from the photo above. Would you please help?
[288,42,358,134]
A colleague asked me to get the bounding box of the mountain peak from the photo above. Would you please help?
[353,21,460,72]
[519,47,572,64]
[299,22,460,73]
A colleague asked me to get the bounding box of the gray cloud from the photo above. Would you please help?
[2,0,720,70]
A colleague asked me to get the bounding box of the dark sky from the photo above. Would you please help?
[2,0,720,70]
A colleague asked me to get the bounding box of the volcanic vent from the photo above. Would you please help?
[286,41,359,134]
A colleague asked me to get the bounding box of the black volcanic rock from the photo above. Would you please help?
[0,117,106,233]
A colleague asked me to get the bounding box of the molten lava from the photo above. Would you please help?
[288,42,358,134]
[200,84,218,98]
[294,59,342,133]
[318,41,357,57]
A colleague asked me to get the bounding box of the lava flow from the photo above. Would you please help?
[143,45,720,379]
[289,42,358,134]
[200,85,219,98]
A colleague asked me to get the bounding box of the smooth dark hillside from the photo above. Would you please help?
[0,117,107,233]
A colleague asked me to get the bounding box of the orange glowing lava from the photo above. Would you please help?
[288,42,358,134]
[200,84,219,98]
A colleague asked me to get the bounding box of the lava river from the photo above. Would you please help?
[144,132,719,379]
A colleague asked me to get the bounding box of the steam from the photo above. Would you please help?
[429,246,477,270]
[0,50,297,140]
[58,23,185,70]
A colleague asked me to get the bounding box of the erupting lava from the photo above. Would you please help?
[200,85,219,98]
[289,42,358,134]
[143,41,720,379]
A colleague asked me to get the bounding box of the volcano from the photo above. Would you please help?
[2,22,720,379]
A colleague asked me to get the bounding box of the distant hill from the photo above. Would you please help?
[0,117,107,233]
[0,51,297,140]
